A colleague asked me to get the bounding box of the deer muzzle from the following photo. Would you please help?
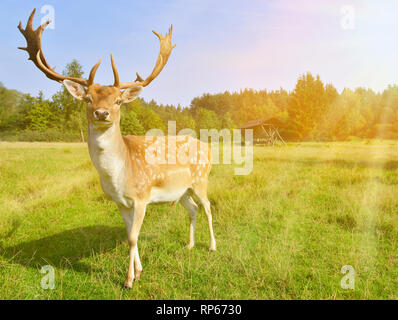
[93,109,110,121]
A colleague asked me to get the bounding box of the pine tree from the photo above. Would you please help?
[288,73,327,140]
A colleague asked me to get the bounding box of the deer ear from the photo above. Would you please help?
[121,86,143,103]
[63,80,87,100]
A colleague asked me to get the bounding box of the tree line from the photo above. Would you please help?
[1,60,398,142]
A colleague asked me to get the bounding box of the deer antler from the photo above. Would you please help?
[18,8,100,87]
[112,25,176,89]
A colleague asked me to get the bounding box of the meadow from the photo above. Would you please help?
[0,140,397,299]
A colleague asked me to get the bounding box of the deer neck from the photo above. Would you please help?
[87,122,129,187]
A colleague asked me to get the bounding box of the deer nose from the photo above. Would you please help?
[93,110,110,121]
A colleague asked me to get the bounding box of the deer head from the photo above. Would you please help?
[18,8,176,130]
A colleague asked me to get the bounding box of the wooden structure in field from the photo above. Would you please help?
[239,117,286,146]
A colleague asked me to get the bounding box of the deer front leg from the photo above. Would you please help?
[120,201,146,289]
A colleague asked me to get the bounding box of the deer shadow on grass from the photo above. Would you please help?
[0,225,128,274]
[0,206,211,277]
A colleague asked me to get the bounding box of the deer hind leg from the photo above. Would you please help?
[180,193,198,249]
[192,183,216,252]
[120,201,146,289]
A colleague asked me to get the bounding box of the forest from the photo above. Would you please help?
[1,60,398,142]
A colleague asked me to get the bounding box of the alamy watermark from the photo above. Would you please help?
[40,5,55,29]
[340,5,355,30]
[40,265,55,290]
[340,265,355,290]
[143,121,253,175]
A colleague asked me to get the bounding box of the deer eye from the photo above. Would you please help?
[116,98,123,105]
[84,96,93,103]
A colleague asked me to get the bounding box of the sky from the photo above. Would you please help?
[1,0,398,106]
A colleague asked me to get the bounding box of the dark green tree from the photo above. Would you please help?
[26,99,54,131]
[120,108,145,135]
[128,99,166,132]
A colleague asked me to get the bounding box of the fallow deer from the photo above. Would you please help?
[18,9,216,289]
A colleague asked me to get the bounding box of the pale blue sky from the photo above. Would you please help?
[1,0,398,106]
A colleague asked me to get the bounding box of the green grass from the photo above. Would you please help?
[0,140,397,299]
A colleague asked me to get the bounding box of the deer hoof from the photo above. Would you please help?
[134,272,141,282]
[123,280,133,289]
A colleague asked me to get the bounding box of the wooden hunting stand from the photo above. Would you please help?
[239,117,286,146]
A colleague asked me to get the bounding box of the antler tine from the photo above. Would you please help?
[152,30,163,40]
[16,7,36,35]
[118,25,176,89]
[88,60,102,86]
[18,9,98,87]
[135,73,144,82]
[110,54,120,87]
[26,8,36,29]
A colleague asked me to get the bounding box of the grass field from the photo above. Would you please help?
[0,140,397,299]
